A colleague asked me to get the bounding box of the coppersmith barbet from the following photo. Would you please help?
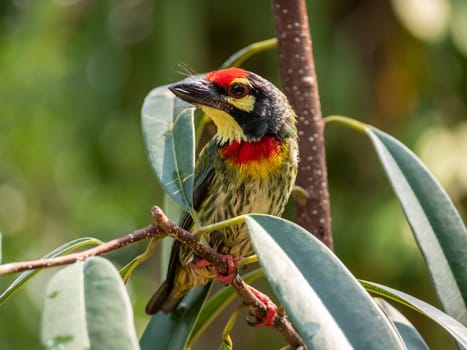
[146,68,299,315]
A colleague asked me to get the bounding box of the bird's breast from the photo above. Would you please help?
[221,136,287,179]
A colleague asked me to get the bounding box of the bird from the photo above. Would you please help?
[146,67,299,316]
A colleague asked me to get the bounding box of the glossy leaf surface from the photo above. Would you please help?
[141,86,195,212]
[41,257,139,350]
[362,280,467,348]
[140,284,211,350]
[245,214,404,350]
[366,126,467,325]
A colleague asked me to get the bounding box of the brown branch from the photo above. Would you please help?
[272,0,333,249]
[150,206,230,275]
[0,224,161,275]
[0,206,306,349]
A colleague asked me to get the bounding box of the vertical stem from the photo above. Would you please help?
[272,0,333,249]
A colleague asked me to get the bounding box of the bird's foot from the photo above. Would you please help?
[190,254,239,284]
[213,254,240,284]
[246,285,278,327]
[189,258,211,269]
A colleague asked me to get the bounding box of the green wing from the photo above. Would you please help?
[178,141,217,230]
[163,141,218,287]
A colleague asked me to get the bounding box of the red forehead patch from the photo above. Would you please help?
[205,68,248,88]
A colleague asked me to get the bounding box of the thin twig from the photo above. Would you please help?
[150,206,229,274]
[0,224,161,275]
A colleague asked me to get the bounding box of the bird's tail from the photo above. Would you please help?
[145,280,183,314]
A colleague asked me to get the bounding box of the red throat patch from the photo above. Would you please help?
[205,68,248,88]
[221,136,281,164]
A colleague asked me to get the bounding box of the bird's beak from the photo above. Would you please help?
[169,79,223,109]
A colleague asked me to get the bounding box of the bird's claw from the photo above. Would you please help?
[189,258,211,269]
[189,254,239,284]
[214,255,239,284]
[246,286,278,327]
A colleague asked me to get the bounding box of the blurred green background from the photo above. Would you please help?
[0,0,466,349]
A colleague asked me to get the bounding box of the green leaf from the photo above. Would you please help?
[120,237,161,283]
[41,257,139,350]
[375,298,429,350]
[140,284,211,350]
[362,280,467,348]
[0,237,102,305]
[141,85,195,212]
[245,214,405,350]
[220,38,277,68]
[159,237,174,283]
[366,126,467,325]
[188,268,264,347]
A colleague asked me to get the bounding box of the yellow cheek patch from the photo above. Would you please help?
[201,106,245,143]
[226,78,255,112]
[226,95,255,112]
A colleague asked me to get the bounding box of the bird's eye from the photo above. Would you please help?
[227,83,249,98]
